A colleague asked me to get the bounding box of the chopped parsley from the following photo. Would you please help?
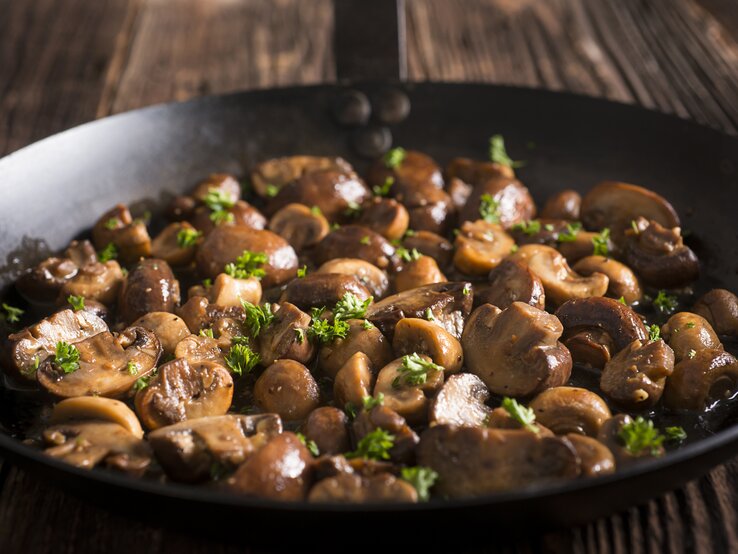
[462,283,472,296]
[362,319,374,330]
[265,184,279,197]
[489,134,524,168]
[176,227,202,248]
[383,147,406,169]
[104,218,119,230]
[224,250,268,280]
[424,308,435,321]
[202,278,212,288]
[618,296,627,305]
[333,292,372,321]
[296,432,320,457]
[685,322,696,329]
[126,361,139,375]
[210,210,234,225]
[396,246,422,262]
[512,220,541,236]
[631,220,640,233]
[344,402,358,420]
[204,188,236,225]
[392,353,444,388]
[653,290,678,315]
[239,299,275,337]
[2,303,24,324]
[479,193,500,223]
[557,222,582,242]
[510,244,519,253]
[373,176,395,197]
[345,428,395,460]
[688,348,697,359]
[501,397,539,434]
[297,265,307,278]
[648,324,661,341]
[591,228,610,257]
[665,426,687,442]
[359,235,371,246]
[618,416,670,456]
[344,201,362,218]
[132,371,156,392]
[310,205,322,216]
[54,341,80,374]
[400,466,438,502]
[97,242,118,262]
[199,328,215,338]
[225,343,261,376]
[294,328,306,344]
[362,393,385,410]
[67,295,85,311]
[309,315,350,344]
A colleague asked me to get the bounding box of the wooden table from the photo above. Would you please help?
[1,0,738,551]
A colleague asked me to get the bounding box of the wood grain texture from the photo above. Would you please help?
[2,0,738,552]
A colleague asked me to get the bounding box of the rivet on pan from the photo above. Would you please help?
[351,126,392,159]
[373,88,411,125]
[333,90,371,126]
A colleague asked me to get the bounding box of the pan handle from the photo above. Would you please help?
[333,0,407,81]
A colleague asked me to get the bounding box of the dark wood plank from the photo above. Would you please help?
[0,0,134,154]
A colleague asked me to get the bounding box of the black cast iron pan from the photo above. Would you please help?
[1,0,738,541]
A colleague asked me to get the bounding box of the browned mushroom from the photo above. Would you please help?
[333,352,375,410]
[251,155,354,198]
[206,273,261,307]
[7,309,108,380]
[453,220,516,276]
[557,230,612,265]
[458,176,536,229]
[692,289,738,339]
[392,317,463,374]
[51,396,144,438]
[150,222,200,266]
[196,226,298,287]
[92,204,151,264]
[509,244,609,305]
[367,150,444,191]
[228,432,313,500]
[417,425,580,497]
[600,339,674,409]
[475,259,545,310]
[313,225,397,271]
[573,256,642,305]
[352,404,419,464]
[253,360,320,421]
[402,230,454,269]
[529,387,611,437]
[622,218,699,288]
[357,197,410,241]
[309,472,417,503]
[367,282,474,340]
[118,259,181,324]
[174,334,227,365]
[279,273,371,312]
[134,358,233,430]
[446,157,515,185]
[58,260,125,306]
[446,177,473,211]
[37,326,162,398]
[663,349,738,411]
[131,312,191,357]
[508,219,571,247]
[318,319,393,379]
[191,173,241,205]
[391,183,454,235]
[541,190,581,221]
[394,255,447,292]
[462,302,572,397]
[429,373,491,427]
[149,414,282,482]
[303,407,350,455]
[316,258,389,299]
[191,200,267,236]
[176,296,244,336]
[257,302,315,367]
[373,356,444,424]
[565,434,616,477]
[661,312,722,362]
[268,203,330,252]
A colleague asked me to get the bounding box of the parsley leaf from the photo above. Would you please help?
[479,193,500,223]
[54,341,80,374]
[104,218,119,230]
[501,397,539,433]
[345,428,395,460]
[618,416,666,456]
[400,466,438,502]
[309,316,350,344]
[265,184,279,197]
[359,235,371,245]
[653,290,678,315]
[362,319,374,330]
[239,299,275,337]
[648,324,661,341]
[97,242,118,262]
[204,188,236,225]
[688,348,697,359]
[665,426,687,442]
[392,353,443,388]
[344,201,362,218]
[591,228,610,256]
[489,134,524,168]
[132,371,157,392]
[199,328,214,338]
[557,222,582,242]
[383,147,406,169]
[294,328,306,344]
[362,393,384,410]
[333,292,372,321]
[296,432,320,456]
[176,227,203,248]
[2,303,24,324]
[512,220,541,236]
[396,246,421,262]
[225,342,260,376]
[126,361,139,375]
[224,250,268,280]
[67,295,85,311]
[373,176,395,197]
[297,265,307,278]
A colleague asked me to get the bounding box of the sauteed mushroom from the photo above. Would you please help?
[257,301,315,367]
[529,387,611,436]
[692,289,738,339]
[268,203,330,252]
[453,220,516,276]
[150,222,200,266]
[309,473,417,503]
[541,190,581,220]
[373,355,444,425]
[394,255,446,292]
[333,352,375,410]
[663,349,738,411]
[475,259,545,310]
[458,177,536,229]
[318,319,393,379]
[402,230,454,269]
[429,373,491,427]
[251,156,353,198]
[279,273,371,312]
[357,197,410,241]
[392,317,463,374]
[130,312,190,357]
[118,259,181,324]
[316,258,389,299]
[314,225,397,270]
[92,204,152,264]
[572,256,642,305]
[253,360,320,421]
[661,312,722,362]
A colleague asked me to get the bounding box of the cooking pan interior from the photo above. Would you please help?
[1,82,738,533]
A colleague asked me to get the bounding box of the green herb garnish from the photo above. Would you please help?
[400,466,438,502]
[392,353,443,388]
[688,348,697,359]
[362,319,374,330]
[224,250,268,280]
[126,361,139,375]
[592,228,610,256]
[345,428,395,461]
[501,397,539,433]
[383,147,406,169]
[618,416,668,456]
[685,322,696,329]
[265,184,279,197]
[359,235,371,246]
[204,188,236,224]
[67,295,85,311]
[296,432,320,456]
[2,303,24,324]
[294,328,306,344]
[396,247,421,262]
[665,426,687,442]
[176,228,202,248]
[54,341,80,374]
[344,201,362,218]
[309,316,350,345]
[239,299,275,337]
[362,393,384,410]
[479,193,500,223]
[653,290,678,315]
[489,134,524,168]
[648,324,661,341]
[297,265,307,278]
[557,222,582,242]
[512,220,541,236]
[97,242,118,262]
[333,292,372,321]
[104,218,119,230]
[225,343,260,376]
[199,328,215,338]
[373,176,395,197]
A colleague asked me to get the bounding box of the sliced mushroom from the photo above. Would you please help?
[268,203,330,252]
[367,282,474,340]
[92,204,151,264]
[453,220,516,276]
[555,297,648,369]
[352,404,420,464]
[600,339,674,409]
[509,244,609,305]
[462,302,572,397]
[394,255,447,292]
[191,173,241,205]
[16,256,79,304]
[207,272,261,307]
[58,260,125,306]
[417,425,579,497]
[228,432,313,500]
[622,218,699,288]
[564,434,615,477]
[429,373,491,427]
[446,157,515,185]
[314,225,397,271]
[118,259,180,324]
[458,176,536,229]
[134,358,234,430]
[392,317,463,374]
[662,312,722,362]
[402,230,454,269]
[151,222,201,266]
[373,356,444,425]
[191,200,267,235]
[257,301,315,367]
[251,155,354,198]
[475,259,545,310]
[557,230,611,265]
[253,360,320,421]
[51,396,144,438]
[573,256,642,305]
[43,420,151,475]
[529,387,611,437]
[268,168,370,221]
[333,352,375,410]
[508,219,570,247]
[279,273,371,312]
[692,289,738,339]
[357,197,410,241]
[597,414,662,467]
[309,472,417,503]
[149,414,282,482]
[316,258,389,299]
[196,226,298,288]
[663,349,738,410]
[318,319,393,379]
[37,326,161,398]
[7,309,108,380]
[368,150,444,190]
[129,312,190,358]
[485,407,553,434]
[174,334,226,365]
[304,407,350,455]
[541,190,581,221]
[65,239,99,267]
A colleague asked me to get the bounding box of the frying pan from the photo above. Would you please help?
[1,0,738,540]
